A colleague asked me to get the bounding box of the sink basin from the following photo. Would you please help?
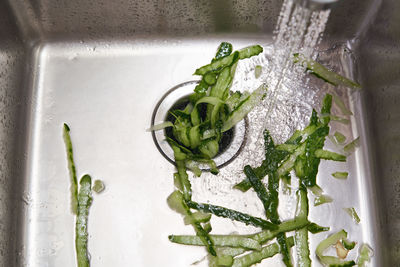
[0,0,398,266]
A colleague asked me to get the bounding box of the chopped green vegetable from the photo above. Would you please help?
[334,131,347,144]
[214,42,233,61]
[242,131,294,266]
[235,130,289,192]
[254,65,262,78]
[225,91,243,111]
[343,137,360,154]
[332,172,348,179]
[237,45,264,60]
[204,72,217,85]
[164,44,265,178]
[222,84,267,132]
[295,187,311,267]
[318,256,355,266]
[204,222,212,233]
[276,143,297,152]
[309,185,324,197]
[75,175,92,267]
[175,159,192,201]
[186,200,278,230]
[316,230,355,267]
[183,211,211,225]
[250,217,309,244]
[244,165,293,267]
[295,228,311,267]
[308,185,333,206]
[167,190,190,216]
[194,78,209,94]
[63,123,79,214]
[277,233,293,267]
[199,139,219,158]
[195,51,239,76]
[341,239,356,250]
[185,159,202,177]
[186,159,218,175]
[307,223,330,234]
[344,207,360,224]
[92,180,105,193]
[169,234,261,251]
[170,218,309,253]
[296,125,330,187]
[314,194,333,206]
[216,247,246,257]
[147,121,174,132]
[315,149,347,162]
[357,243,373,267]
[209,67,234,101]
[231,237,295,267]
[167,191,217,256]
[321,94,333,125]
[195,45,262,76]
[294,95,332,188]
[293,53,361,90]
[329,115,350,125]
[243,165,270,218]
[277,142,306,178]
[332,94,353,116]
[216,255,234,266]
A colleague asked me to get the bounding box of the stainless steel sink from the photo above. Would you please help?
[1,0,399,266]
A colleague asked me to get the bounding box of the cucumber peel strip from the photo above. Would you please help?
[222,84,267,132]
[332,172,348,179]
[147,121,174,132]
[63,123,79,215]
[344,207,361,224]
[231,237,295,267]
[169,234,261,251]
[293,53,361,90]
[76,175,93,267]
[357,243,373,267]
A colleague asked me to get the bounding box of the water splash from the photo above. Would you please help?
[234,0,331,169]
[192,0,332,222]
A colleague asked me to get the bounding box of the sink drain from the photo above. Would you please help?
[151,81,247,169]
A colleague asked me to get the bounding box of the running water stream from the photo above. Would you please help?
[240,0,331,168]
[192,0,332,226]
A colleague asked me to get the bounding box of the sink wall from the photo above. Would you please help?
[1,0,399,266]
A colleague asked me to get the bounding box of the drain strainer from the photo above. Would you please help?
[151,81,247,169]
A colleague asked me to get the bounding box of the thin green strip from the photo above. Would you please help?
[76,175,92,267]
[344,207,360,224]
[63,123,78,214]
[332,172,348,179]
[295,187,311,267]
[231,237,295,267]
[168,234,261,251]
[186,201,278,230]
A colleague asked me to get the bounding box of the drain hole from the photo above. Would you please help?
[164,96,235,158]
[151,81,247,169]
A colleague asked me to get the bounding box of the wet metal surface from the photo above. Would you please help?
[0,0,398,266]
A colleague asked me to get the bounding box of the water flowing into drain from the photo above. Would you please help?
[191,0,333,219]
[231,0,331,170]
[151,0,332,179]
